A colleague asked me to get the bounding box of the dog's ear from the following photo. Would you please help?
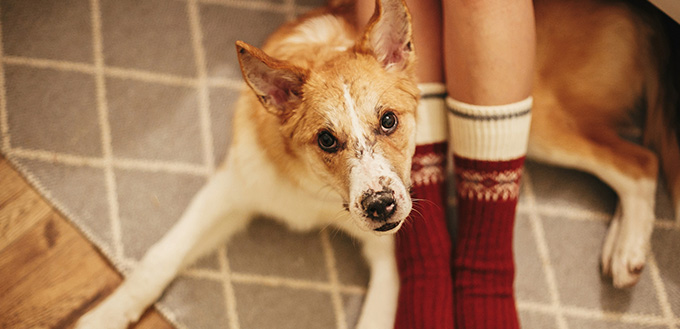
[236,41,308,117]
[358,0,414,72]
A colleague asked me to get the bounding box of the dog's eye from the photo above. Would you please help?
[380,112,398,134]
[317,131,338,153]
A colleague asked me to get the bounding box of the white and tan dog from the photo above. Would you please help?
[76,1,418,328]
[76,0,679,327]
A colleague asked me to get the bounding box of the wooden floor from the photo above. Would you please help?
[0,156,174,329]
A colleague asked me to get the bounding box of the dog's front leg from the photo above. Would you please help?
[355,234,399,329]
[75,168,251,329]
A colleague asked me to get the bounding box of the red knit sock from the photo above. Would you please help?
[447,96,533,329]
[394,83,454,329]
[453,156,524,329]
[395,142,454,329]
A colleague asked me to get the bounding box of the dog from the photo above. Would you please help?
[76,0,417,328]
[75,0,679,327]
[528,0,679,288]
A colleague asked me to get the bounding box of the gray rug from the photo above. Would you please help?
[1,0,679,328]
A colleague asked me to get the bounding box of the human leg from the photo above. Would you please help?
[443,0,535,328]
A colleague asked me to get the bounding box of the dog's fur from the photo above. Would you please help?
[76,0,679,328]
[530,0,679,288]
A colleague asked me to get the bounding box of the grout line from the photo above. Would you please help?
[0,8,9,153]
[232,272,367,295]
[8,147,209,176]
[182,268,368,295]
[218,246,241,329]
[517,203,678,230]
[197,0,313,14]
[2,55,244,90]
[114,157,209,176]
[183,267,224,281]
[187,0,216,173]
[321,230,349,329]
[9,147,106,167]
[647,254,678,329]
[207,77,245,90]
[522,172,569,329]
[104,66,196,87]
[90,0,124,261]
[519,300,676,326]
[4,55,95,74]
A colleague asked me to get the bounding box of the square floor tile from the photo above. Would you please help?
[200,3,286,79]
[233,282,336,329]
[106,77,203,164]
[651,228,680,317]
[542,216,662,316]
[209,87,239,166]
[5,65,100,156]
[518,310,559,329]
[514,213,552,304]
[655,177,676,221]
[100,0,196,76]
[328,231,369,287]
[1,0,93,62]
[116,169,206,260]
[228,218,328,282]
[15,158,111,246]
[525,161,617,215]
[188,250,221,271]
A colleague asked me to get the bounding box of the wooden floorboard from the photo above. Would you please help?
[0,156,174,329]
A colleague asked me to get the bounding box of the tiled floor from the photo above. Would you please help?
[0,0,678,328]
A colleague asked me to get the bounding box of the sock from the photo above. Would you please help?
[394,83,454,329]
[447,96,533,329]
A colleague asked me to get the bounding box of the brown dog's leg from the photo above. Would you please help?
[529,106,658,288]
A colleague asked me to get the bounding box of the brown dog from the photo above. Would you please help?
[529,0,679,288]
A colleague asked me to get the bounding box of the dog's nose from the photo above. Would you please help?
[361,191,396,222]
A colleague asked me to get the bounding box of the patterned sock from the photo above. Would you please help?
[447,96,533,329]
[394,83,454,329]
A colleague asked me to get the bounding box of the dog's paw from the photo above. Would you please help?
[74,294,139,329]
[74,311,130,329]
[601,220,648,288]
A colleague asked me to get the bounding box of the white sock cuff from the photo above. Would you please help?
[415,83,448,145]
[447,96,533,161]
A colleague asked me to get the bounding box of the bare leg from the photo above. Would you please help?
[443,1,535,328]
[443,0,535,105]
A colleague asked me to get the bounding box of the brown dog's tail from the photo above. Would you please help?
[641,4,680,222]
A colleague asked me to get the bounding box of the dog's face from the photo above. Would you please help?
[236,0,417,234]
[299,54,418,233]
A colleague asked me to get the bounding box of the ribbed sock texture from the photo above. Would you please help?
[452,155,524,329]
[447,96,531,329]
[394,142,454,329]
